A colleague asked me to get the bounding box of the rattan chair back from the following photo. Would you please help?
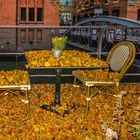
[107,41,136,80]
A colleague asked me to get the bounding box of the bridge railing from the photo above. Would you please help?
[0,25,140,58]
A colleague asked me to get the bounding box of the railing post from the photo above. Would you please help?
[16,0,19,52]
[124,28,127,40]
[97,29,103,59]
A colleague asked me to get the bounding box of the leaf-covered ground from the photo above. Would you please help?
[0,84,140,140]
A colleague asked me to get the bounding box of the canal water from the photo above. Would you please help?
[0,55,140,84]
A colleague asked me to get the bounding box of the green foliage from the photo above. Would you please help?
[52,36,68,50]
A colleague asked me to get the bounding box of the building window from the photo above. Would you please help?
[84,14,88,18]
[90,13,94,17]
[112,9,120,17]
[21,8,26,21]
[37,8,43,21]
[29,8,35,21]
[20,0,44,23]
[137,9,140,21]
[103,11,109,15]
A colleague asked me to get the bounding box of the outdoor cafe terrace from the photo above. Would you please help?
[0,25,140,139]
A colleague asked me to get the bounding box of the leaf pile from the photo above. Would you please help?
[74,69,121,82]
[0,70,30,86]
[0,84,139,139]
[25,50,108,68]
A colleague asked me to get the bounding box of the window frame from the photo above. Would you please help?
[20,7,26,21]
[19,0,44,23]
[29,7,35,21]
[37,8,43,22]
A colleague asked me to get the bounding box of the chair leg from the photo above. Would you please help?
[72,77,80,99]
[0,91,7,96]
[73,77,80,88]
[116,82,120,94]
[84,86,91,118]
[25,90,30,117]
[37,93,41,108]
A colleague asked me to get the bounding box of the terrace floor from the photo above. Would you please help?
[0,84,140,140]
[0,51,140,139]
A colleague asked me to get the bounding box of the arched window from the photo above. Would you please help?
[112,9,120,17]
[137,9,140,21]
[103,11,109,15]
[90,13,94,17]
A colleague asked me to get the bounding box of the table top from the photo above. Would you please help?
[28,66,108,70]
[25,50,108,69]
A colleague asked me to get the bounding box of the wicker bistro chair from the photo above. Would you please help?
[72,41,136,117]
[0,70,31,116]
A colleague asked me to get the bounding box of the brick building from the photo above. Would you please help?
[72,0,140,24]
[0,0,60,52]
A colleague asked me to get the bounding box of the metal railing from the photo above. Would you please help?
[0,25,140,56]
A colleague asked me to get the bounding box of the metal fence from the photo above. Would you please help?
[0,25,140,57]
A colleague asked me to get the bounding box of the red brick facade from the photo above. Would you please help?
[0,0,16,25]
[103,0,140,20]
[0,0,60,52]
[0,0,60,26]
[73,0,140,23]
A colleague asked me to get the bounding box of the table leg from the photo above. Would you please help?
[54,68,62,106]
[40,68,62,115]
